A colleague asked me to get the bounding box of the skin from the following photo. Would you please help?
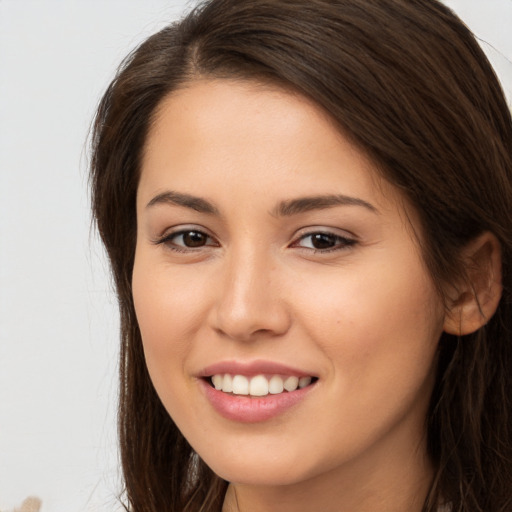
[133,79,448,512]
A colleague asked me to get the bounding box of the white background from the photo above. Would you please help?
[0,1,510,511]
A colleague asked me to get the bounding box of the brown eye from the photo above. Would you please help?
[156,229,217,251]
[310,233,337,250]
[181,231,208,247]
[294,231,356,252]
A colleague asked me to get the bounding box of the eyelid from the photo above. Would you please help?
[292,225,358,241]
[151,224,357,253]
[152,225,219,250]
[290,226,358,252]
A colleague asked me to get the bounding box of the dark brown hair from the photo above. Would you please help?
[90,1,512,510]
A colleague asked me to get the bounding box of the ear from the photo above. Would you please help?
[443,232,502,336]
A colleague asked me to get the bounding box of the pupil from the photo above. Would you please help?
[312,233,335,249]
[184,231,206,247]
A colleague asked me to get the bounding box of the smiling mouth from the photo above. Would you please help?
[208,374,318,397]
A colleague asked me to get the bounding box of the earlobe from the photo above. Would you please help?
[443,232,502,336]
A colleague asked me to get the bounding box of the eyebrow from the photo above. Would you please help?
[271,194,378,217]
[146,191,219,215]
[146,191,378,217]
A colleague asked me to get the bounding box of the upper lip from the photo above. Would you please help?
[198,359,317,378]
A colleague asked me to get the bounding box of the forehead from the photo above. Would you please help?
[139,78,405,216]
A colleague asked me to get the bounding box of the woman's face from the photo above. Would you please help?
[133,79,446,488]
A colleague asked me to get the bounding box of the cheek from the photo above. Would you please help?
[133,252,204,351]
[284,260,444,468]
[131,251,199,397]
[132,255,211,436]
[293,254,444,394]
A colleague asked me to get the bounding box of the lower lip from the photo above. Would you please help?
[199,379,315,423]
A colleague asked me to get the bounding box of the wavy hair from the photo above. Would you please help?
[90,1,512,510]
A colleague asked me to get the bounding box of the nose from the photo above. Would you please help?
[209,247,292,342]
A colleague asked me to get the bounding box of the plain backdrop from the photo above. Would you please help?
[0,1,510,511]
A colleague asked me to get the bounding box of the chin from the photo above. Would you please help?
[209,460,307,486]
[195,441,322,487]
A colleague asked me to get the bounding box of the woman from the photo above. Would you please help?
[89,0,512,510]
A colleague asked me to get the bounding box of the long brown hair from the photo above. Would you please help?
[90,1,512,510]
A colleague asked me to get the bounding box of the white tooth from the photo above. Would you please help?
[212,374,223,390]
[222,374,233,393]
[268,375,284,394]
[232,375,249,395]
[283,376,299,392]
[298,376,312,388]
[249,375,269,396]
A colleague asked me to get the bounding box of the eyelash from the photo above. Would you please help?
[153,228,357,254]
[292,232,357,253]
[153,229,218,253]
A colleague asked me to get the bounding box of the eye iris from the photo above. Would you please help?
[183,231,207,247]
[311,233,336,249]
